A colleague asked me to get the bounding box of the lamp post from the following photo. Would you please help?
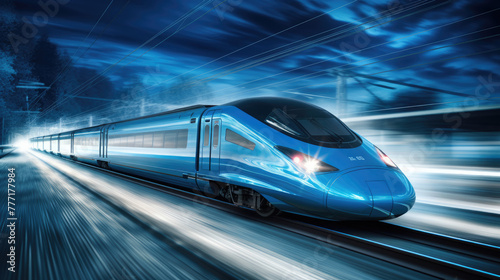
[15,80,50,138]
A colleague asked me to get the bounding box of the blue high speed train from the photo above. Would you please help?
[31,97,415,220]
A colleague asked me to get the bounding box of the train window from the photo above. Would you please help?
[164,130,177,148]
[225,129,255,151]
[266,109,307,138]
[120,136,126,147]
[204,125,210,146]
[143,133,153,148]
[213,125,219,148]
[177,129,188,148]
[153,132,164,148]
[134,134,144,147]
[107,130,187,149]
[228,97,361,148]
[296,117,354,143]
[161,129,188,148]
[127,135,134,147]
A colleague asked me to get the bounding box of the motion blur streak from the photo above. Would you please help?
[412,166,500,178]
[400,211,500,239]
[24,152,358,279]
[0,150,431,280]
[352,120,500,246]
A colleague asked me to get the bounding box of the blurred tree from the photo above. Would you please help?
[30,34,63,112]
[55,52,82,117]
[0,50,15,116]
[0,0,17,118]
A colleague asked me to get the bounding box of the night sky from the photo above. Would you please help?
[9,0,500,113]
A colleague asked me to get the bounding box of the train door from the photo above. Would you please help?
[99,126,108,158]
[211,117,221,172]
[99,127,103,158]
[104,126,109,158]
[200,110,221,172]
[201,111,214,170]
[57,134,61,154]
[198,110,221,195]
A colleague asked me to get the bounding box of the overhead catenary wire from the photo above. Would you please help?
[237,44,498,101]
[32,0,348,124]
[49,1,491,123]
[31,0,226,125]
[198,11,500,103]
[124,0,358,83]
[132,0,441,106]
[172,0,444,89]
[33,0,214,119]
[29,0,118,107]
[137,0,438,97]
[39,0,437,121]
[36,0,500,128]
[179,15,500,104]
[60,0,215,97]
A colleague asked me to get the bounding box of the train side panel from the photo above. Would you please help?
[106,107,206,190]
[50,135,58,154]
[213,106,323,215]
[59,133,72,158]
[43,136,50,152]
[74,128,101,165]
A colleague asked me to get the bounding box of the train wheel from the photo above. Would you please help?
[255,196,280,218]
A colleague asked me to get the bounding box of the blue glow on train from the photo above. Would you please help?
[30,97,416,220]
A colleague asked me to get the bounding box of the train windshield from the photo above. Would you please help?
[227,97,362,148]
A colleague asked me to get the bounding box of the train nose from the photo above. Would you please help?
[326,169,415,219]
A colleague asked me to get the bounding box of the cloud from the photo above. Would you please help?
[11,0,500,107]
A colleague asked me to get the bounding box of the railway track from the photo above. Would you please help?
[0,146,16,159]
[31,150,500,279]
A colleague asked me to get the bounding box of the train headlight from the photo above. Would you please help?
[276,146,338,173]
[375,146,398,168]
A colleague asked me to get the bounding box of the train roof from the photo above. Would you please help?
[31,97,328,139]
[92,104,214,128]
[31,104,214,139]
